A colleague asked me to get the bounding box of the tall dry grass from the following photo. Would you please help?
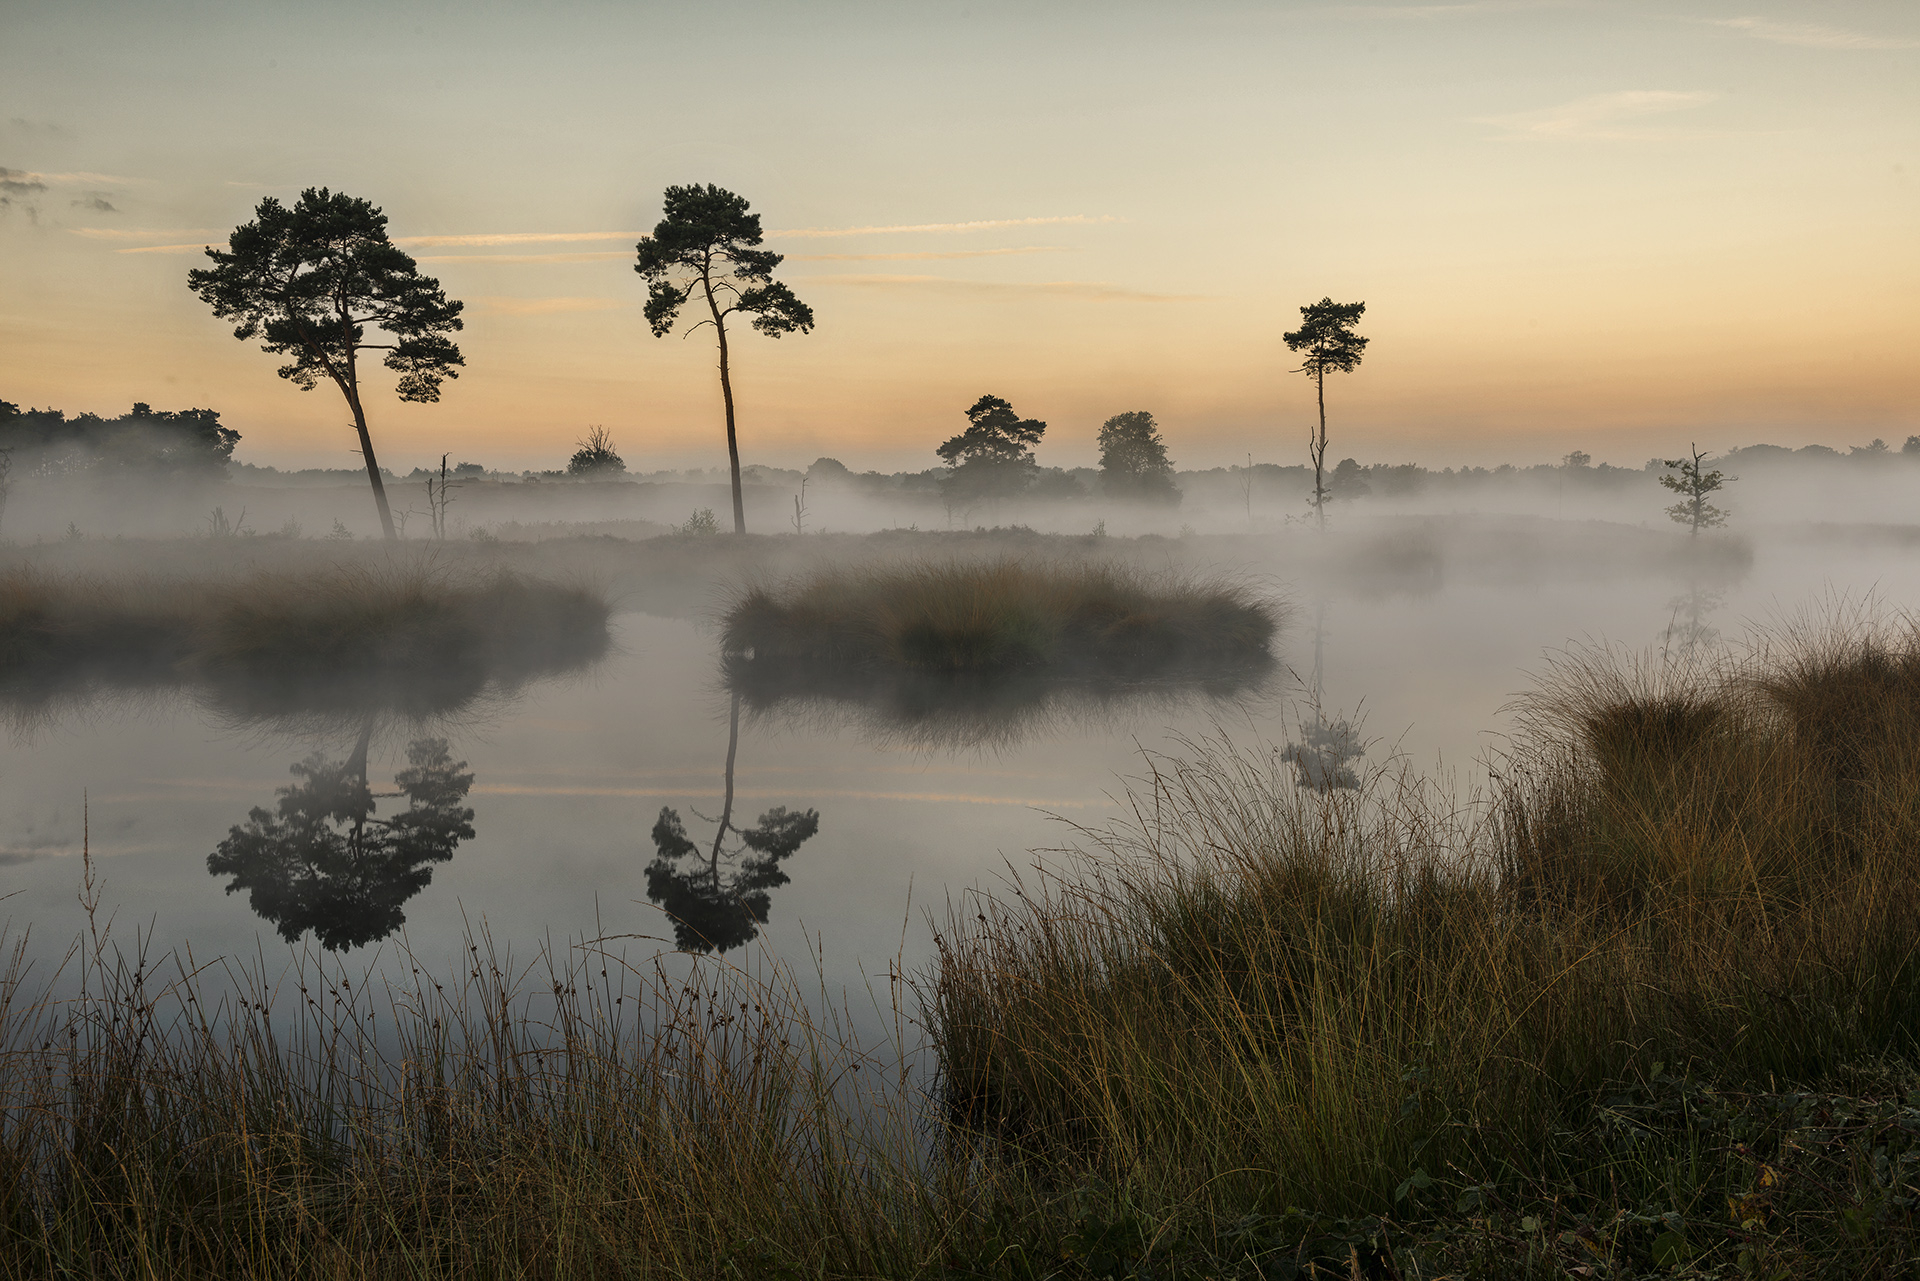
[0,562,610,718]
[723,559,1278,675]
[0,898,972,1279]
[6,612,1920,1276]
[927,614,1920,1252]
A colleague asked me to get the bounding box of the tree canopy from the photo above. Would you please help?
[1284,299,1369,379]
[937,394,1047,500]
[567,424,626,476]
[634,184,813,533]
[0,400,239,477]
[1096,410,1178,502]
[188,188,464,539]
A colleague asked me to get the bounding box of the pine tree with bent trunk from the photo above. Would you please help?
[1283,298,1369,530]
[634,184,815,534]
[189,188,464,540]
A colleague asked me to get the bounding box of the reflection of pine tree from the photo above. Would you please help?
[1660,585,1725,659]
[646,805,818,953]
[1283,597,1367,792]
[645,694,819,952]
[1281,716,1367,792]
[208,733,474,950]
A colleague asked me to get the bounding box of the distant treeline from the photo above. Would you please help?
[11,394,1916,502]
[179,441,1920,497]
[0,401,239,478]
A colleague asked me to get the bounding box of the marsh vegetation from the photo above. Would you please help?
[723,559,1277,676]
[6,613,1920,1276]
[0,561,610,721]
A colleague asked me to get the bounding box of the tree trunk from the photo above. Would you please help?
[342,355,397,541]
[1312,367,1329,531]
[701,270,746,535]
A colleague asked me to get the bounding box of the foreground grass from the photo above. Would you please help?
[6,614,1920,1277]
[0,562,610,718]
[930,615,1920,1276]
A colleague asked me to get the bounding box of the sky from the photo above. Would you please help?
[1,0,1915,474]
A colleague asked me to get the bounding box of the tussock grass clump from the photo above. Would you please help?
[724,558,1278,675]
[0,563,610,717]
[927,615,1920,1273]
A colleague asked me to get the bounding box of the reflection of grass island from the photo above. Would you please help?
[723,558,1278,676]
[0,563,610,718]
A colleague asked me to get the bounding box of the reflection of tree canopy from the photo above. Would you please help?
[644,693,819,952]
[1661,585,1725,659]
[1281,715,1366,792]
[646,805,819,953]
[208,735,474,950]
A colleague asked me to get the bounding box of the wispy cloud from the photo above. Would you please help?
[114,242,214,254]
[789,246,1070,262]
[807,274,1198,302]
[0,167,47,197]
[394,231,639,248]
[472,296,625,316]
[71,194,117,214]
[417,251,630,264]
[1476,90,1718,140]
[770,215,1119,238]
[70,227,220,241]
[6,169,143,187]
[1340,0,1576,17]
[1708,16,1919,50]
[274,218,1115,252]
[419,246,1074,265]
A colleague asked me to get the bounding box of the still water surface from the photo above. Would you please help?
[4,527,1916,998]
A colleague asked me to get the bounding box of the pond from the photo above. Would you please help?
[4,519,1916,1008]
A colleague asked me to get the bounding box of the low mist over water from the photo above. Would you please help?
[7,509,1918,997]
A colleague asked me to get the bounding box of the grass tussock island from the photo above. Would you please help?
[6,616,1920,1276]
[0,562,611,717]
[723,559,1280,676]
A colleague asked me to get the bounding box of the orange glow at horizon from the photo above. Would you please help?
[2,1,1914,473]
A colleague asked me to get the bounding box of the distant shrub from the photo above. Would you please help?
[566,425,626,476]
